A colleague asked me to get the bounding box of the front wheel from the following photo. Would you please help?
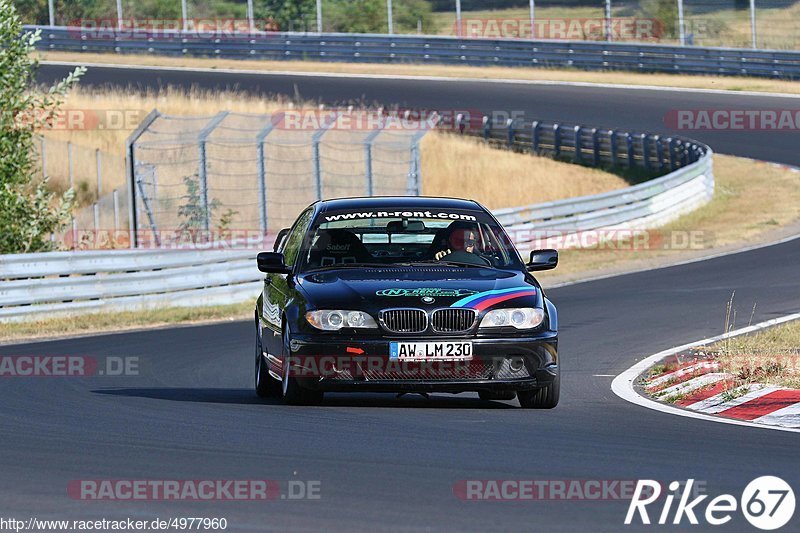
[518,372,560,409]
[255,318,281,398]
[281,327,324,406]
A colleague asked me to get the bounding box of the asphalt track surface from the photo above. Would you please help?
[1,65,797,530]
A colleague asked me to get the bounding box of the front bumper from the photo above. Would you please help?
[286,332,558,394]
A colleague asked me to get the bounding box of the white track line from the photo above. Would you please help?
[611,312,800,433]
[40,60,800,99]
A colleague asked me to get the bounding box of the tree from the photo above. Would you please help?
[0,0,85,253]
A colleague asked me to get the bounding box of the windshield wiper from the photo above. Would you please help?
[306,262,389,272]
[406,260,498,269]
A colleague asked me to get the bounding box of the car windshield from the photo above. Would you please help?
[299,209,524,271]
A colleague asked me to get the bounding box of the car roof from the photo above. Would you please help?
[315,196,483,213]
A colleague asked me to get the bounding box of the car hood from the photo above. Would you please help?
[297,266,542,311]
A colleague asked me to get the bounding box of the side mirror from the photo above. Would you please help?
[527,249,558,271]
[257,252,290,274]
[273,228,290,252]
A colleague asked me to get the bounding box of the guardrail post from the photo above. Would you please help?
[125,109,161,248]
[531,121,540,152]
[197,112,229,232]
[507,118,515,148]
[642,134,650,171]
[573,125,582,162]
[592,128,600,166]
[655,135,665,171]
[456,113,465,134]
[668,138,678,170]
[483,116,491,140]
[553,124,561,157]
[609,130,618,166]
[626,133,634,168]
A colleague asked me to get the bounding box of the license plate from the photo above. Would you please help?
[389,341,473,361]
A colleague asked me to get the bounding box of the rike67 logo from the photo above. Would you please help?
[626,477,795,530]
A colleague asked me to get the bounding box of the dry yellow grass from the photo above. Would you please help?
[709,320,800,389]
[38,51,800,96]
[40,86,626,210]
[421,132,628,209]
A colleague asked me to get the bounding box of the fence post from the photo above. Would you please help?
[483,115,491,140]
[677,0,686,46]
[197,112,229,232]
[255,113,282,233]
[605,0,612,42]
[95,149,102,196]
[311,111,341,201]
[456,113,465,134]
[125,109,161,248]
[531,121,540,152]
[364,122,386,197]
[749,0,757,49]
[113,188,120,232]
[626,133,634,167]
[573,125,582,162]
[609,130,618,166]
[507,118,515,148]
[67,141,74,189]
[407,116,437,196]
[553,124,561,157]
[592,128,600,166]
[40,137,47,178]
[93,203,99,232]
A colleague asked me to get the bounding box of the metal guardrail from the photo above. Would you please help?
[31,26,800,78]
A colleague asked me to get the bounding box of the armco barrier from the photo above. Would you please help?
[31,26,800,79]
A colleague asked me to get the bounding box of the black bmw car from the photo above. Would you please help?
[254,196,559,408]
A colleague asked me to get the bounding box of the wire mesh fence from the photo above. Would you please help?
[25,0,800,50]
[128,109,433,244]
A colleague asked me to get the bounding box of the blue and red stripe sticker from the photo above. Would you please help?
[450,287,537,311]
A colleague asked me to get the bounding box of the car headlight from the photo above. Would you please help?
[305,310,378,331]
[479,307,544,329]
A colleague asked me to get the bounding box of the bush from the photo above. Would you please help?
[0,0,84,253]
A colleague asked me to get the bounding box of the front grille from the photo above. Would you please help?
[431,308,477,333]
[362,360,494,381]
[380,309,427,333]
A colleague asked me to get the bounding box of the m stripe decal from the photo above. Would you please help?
[451,287,537,309]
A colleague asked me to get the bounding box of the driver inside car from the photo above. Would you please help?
[434,225,480,261]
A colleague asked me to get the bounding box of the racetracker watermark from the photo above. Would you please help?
[16,109,144,131]
[59,229,713,251]
[453,480,703,501]
[454,18,663,41]
[0,356,138,377]
[665,109,800,131]
[67,480,320,501]
[68,19,281,39]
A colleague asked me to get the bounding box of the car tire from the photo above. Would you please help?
[517,372,560,409]
[281,327,324,406]
[478,391,517,401]
[255,318,281,398]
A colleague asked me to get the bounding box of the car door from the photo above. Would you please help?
[262,209,312,357]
